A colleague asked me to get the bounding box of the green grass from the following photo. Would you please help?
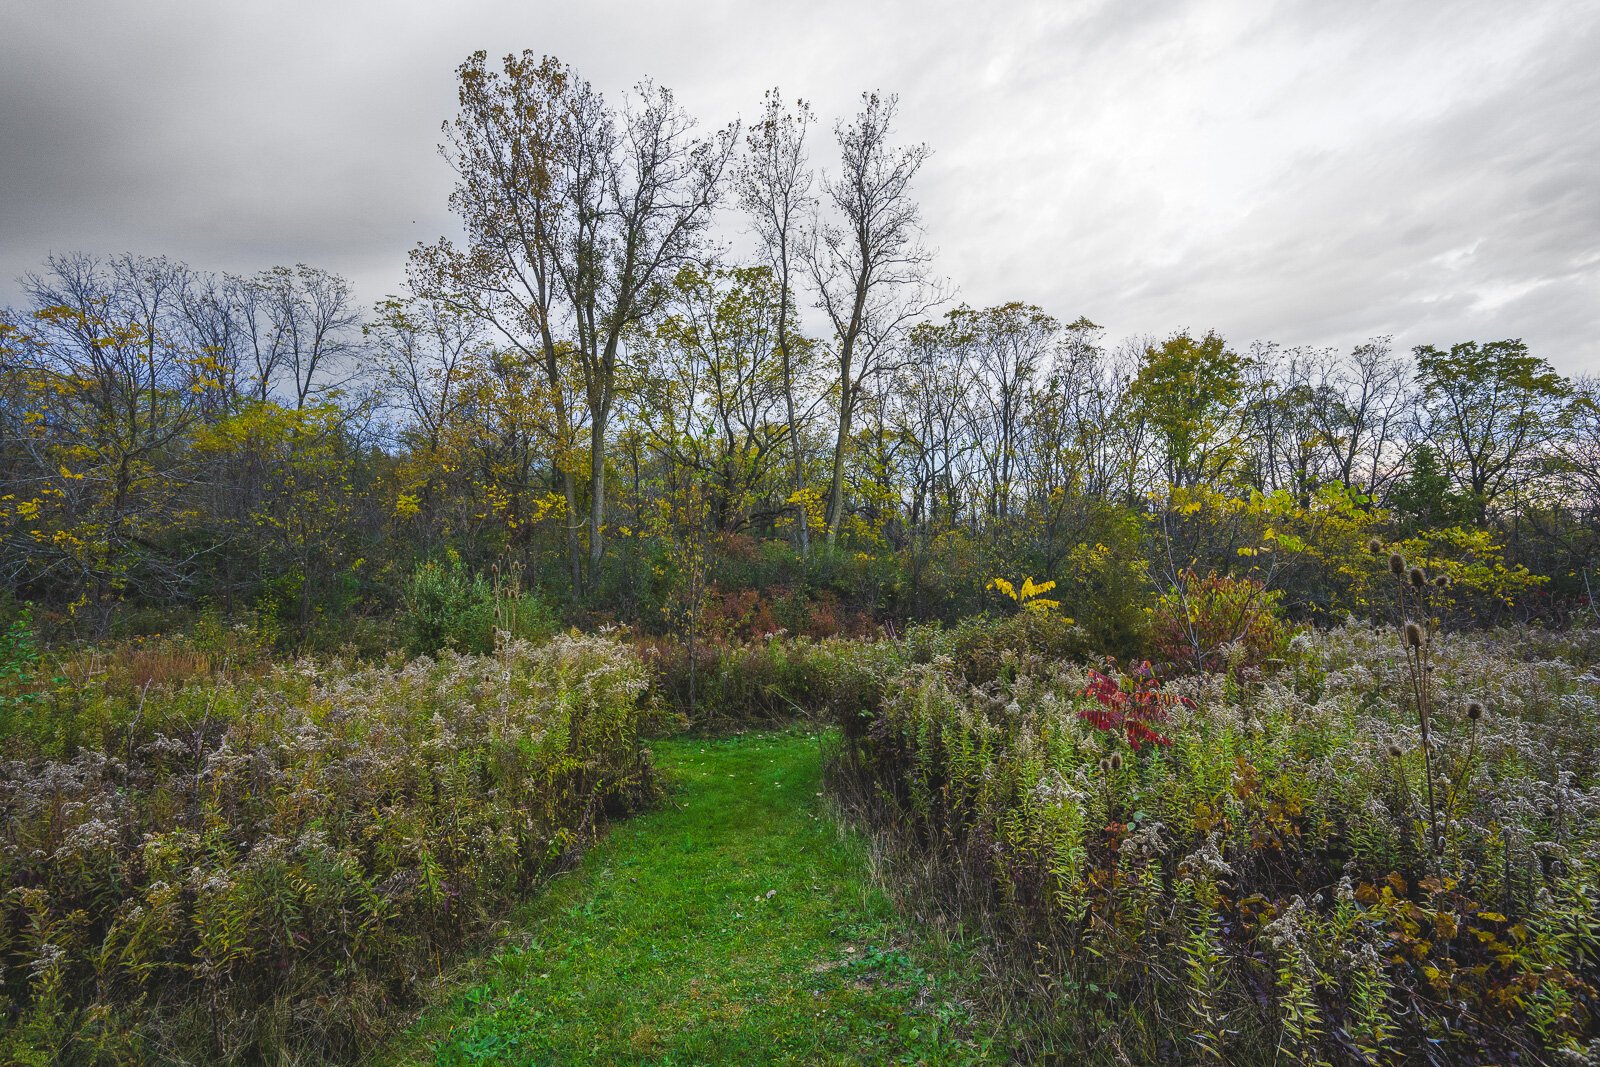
[373,728,1008,1066]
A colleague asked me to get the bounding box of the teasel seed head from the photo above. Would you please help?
[1367,538,1384,555]
[1404,621,1426,647]
[1389,552,1406,576]
[1387,742,1404,759]
[1098,757,1111,775]
[1466,700,1485,722]
[1435,574,1451,590]
[1409,566,1426,589]
[1109,751,1124,772]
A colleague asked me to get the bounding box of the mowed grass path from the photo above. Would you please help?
[375,729,1008,1066]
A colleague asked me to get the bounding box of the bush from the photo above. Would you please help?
[1149,571,1296,675]
[948,609,1093,685]
[828,624,1600,1064]
[402,551,494,656]
[0,634,654,1064]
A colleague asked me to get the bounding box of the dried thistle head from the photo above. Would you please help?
[1389,553,1406,576]
[1435,574,1451,591]
[1466,700,1485,722]
[1404,621,1426,648]
[1367,538,1384,556]
[1409,566,1426,589]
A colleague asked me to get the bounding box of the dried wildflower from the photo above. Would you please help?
[1409,566,1426,589]
[1367,538,1384,555]
[1389,552,1406,576]
[1108,751,1124,772]
[1404,622,1425,648]
[1435,574,1451,591]
[1466,700,1485,721]
[1387,742,1404,759]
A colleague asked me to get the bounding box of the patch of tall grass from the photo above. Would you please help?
[828,621,1600,1064]
[0,633,654,1064]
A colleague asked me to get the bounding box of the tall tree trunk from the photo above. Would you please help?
[587,411,607,583]
[826,381,852,546]
[778,301,809,557]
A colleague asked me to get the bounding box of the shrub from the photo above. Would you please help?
[0,634,654,1064]
[1149,571,1296,675]
[948,609,1093,685]
[402,551,494,655]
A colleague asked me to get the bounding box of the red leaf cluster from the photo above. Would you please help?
[1079,659,1188,749]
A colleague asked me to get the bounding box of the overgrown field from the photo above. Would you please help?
[0,634,655,1065]
[825,621,1600,1064]
[3,602,1599,1065]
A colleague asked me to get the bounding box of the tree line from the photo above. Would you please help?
[3,51,1598,642]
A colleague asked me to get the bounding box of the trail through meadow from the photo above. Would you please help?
[375,728,1009,1066]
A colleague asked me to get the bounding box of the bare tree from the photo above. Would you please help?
[233,264,360,409]
[437,52,735,590]
[559,77,736,579]
[10,253,214,623]
[951,303,1057,522]
[368,294,482,455]
[1309,338,1412,500]
[738,89,817,554]
[807,92,945,546]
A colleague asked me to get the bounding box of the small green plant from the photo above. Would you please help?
[0,608,41,737]
[404,550,494,655]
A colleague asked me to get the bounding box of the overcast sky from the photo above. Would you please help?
[3,0,1598,371]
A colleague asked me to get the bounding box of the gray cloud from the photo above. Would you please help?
[3,0,1597,370]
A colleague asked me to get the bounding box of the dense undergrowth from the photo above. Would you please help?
[823,622,1600,1064]
[0,633,655,1065]
[4,585,1600,1064]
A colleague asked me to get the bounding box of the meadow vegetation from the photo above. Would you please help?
[3,47,1600,1066]
[0,632,654,1064]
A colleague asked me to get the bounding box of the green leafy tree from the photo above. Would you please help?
[1388,444,1474,531]
[1129,331,1247,493]
[1415,340,1573,522]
